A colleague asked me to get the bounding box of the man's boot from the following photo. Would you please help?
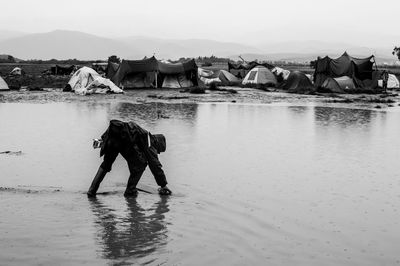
[124,171,143,197]
[87,167,107,197]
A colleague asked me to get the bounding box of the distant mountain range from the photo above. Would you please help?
[0,29,398,63]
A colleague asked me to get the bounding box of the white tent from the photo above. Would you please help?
[0,76,10,90]
[378,74,400,89]
[67,67,123,95]
[10,67,23,76]
[198,68,214,78]
[242,66,277,86]
[198,68,241,86]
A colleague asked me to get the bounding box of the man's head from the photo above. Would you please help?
[152,134,166,153]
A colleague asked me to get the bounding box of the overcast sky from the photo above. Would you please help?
[1,0,398,46]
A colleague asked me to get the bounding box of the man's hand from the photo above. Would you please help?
[93,139,103,149]
[158,186,172,195]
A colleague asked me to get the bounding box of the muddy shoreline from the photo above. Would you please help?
[1,88,400,110]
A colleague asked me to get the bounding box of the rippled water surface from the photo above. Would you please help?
[1,102,400,265]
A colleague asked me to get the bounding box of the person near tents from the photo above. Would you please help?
[87,119,172,197]
[382,70,389,91]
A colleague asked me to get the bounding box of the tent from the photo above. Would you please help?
[242,66,277,87]
[105,62,120,80]
[10,67,24,76]
[112,57,159,88]
[282,71,315,93]
[320,76,356,93]
[0,76,9,90]
[228,61,274,79]
[67,66,122,95]
[198,68,241,86]
[272,67,291,81]
[378,74,400,89]
[112,57,198,88]
[313,52,379,91]
[158,59,198,88]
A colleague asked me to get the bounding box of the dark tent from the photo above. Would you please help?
[158,59,198,88]
[313,52,379,92]
[105,62,120,80]
[321,76,356,93]
[112,57,159,88]
[228,61,274,79]
[282,71,315,93]
[111,57,198,89]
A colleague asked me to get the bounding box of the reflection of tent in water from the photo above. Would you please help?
[198,68,241,86]
[313,52,380,92]
[282,71,315,93]
[378,74,400,89]
[112,57,198,89]
[66,67,122,95]
[0,76,10,90]
[242,66,277,87]
[321,76,356,93]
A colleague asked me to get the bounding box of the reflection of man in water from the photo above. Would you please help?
[87,119,172,197]
[88,197,169,261]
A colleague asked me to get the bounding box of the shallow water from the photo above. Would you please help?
[1,102,400,265]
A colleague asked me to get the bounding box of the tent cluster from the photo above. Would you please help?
[2,51,398,95]
[109,56,198,89]
[313,52,380,93]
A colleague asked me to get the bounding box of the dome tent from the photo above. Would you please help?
[282,71,315,93]
[0,76,10,90]
[320,76,356,93]
[242,66,277,87]
[67,67,123,95]
[378,74,400,89]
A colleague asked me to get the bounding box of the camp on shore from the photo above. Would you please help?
[0,51,397,95]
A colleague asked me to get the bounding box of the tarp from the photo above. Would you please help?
[67,66,123,95]
[272,67,291,80]
[112,57,159,86]
[105,62,119,79]
[162,74,193,88]
[282,71,315,93]
[242,66,277,86]
[321,76,356,93]
[0,76,9,90]
[157,59,198,88]
[198,68,241,86]
[112,57,198,88]
[313,52,377,90]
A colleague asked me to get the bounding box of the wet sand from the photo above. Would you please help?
[1,90,400,265]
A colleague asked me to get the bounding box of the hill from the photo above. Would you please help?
[0,29,397,63]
